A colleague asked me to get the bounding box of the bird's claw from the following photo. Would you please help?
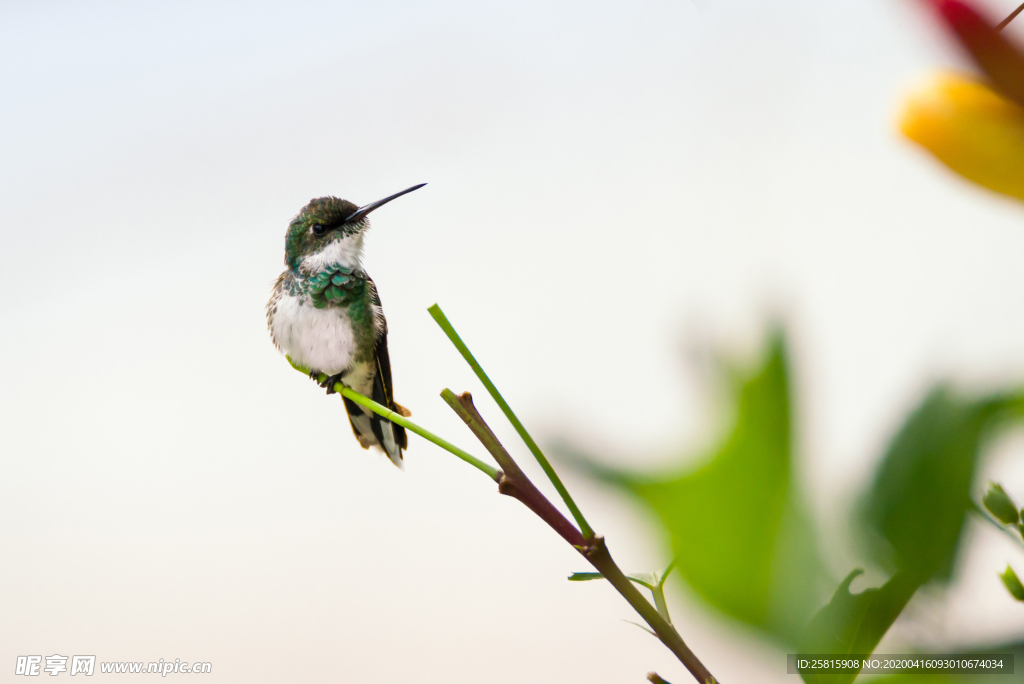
[320,373,344,395]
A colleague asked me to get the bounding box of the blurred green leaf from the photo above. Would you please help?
[565,331,823,643]
[797,381,1024,674]
[983,483,1021,526]
[1001,565,1024,601]
[861,388,1024,582]
[797,569,919,684]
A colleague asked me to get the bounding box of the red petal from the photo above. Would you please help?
[930,0,1024,108]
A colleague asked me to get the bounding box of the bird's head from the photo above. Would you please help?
[283,184,425,272]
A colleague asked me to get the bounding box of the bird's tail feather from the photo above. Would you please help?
[341,386,406,468]
[370,366,407,468]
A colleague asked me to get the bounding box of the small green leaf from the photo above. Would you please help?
[1001,565,1024,601]
[567,571,659,590]
[798,569,919,684]
[862,388,1024,582]
[983,483,1020,525]
[626,573,659,590]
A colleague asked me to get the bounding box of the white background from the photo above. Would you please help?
[3,0,1024,681]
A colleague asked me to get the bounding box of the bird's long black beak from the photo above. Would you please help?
[344,183,427,223]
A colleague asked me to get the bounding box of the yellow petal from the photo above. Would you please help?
[900,71,1024,202]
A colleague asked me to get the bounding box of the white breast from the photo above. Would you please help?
[270,293,356,376]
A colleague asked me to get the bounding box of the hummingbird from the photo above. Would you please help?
[266,184,425,467]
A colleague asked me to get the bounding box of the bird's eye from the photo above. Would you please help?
[312,224,327,236]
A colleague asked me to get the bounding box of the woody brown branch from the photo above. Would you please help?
[439,389,717,684]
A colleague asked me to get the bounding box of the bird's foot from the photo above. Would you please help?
[319,373,345,395]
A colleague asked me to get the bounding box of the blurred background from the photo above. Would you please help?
[3,0,1024,681]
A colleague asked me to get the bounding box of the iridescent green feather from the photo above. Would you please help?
[307,264,369,310]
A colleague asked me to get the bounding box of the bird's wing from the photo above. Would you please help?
[366,278,407,466]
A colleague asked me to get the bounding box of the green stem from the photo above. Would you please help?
[652,584,672,626]
[654,559,676,622]
[428,303,595,540]
[286,357,501,481]
[660,560,677,589]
